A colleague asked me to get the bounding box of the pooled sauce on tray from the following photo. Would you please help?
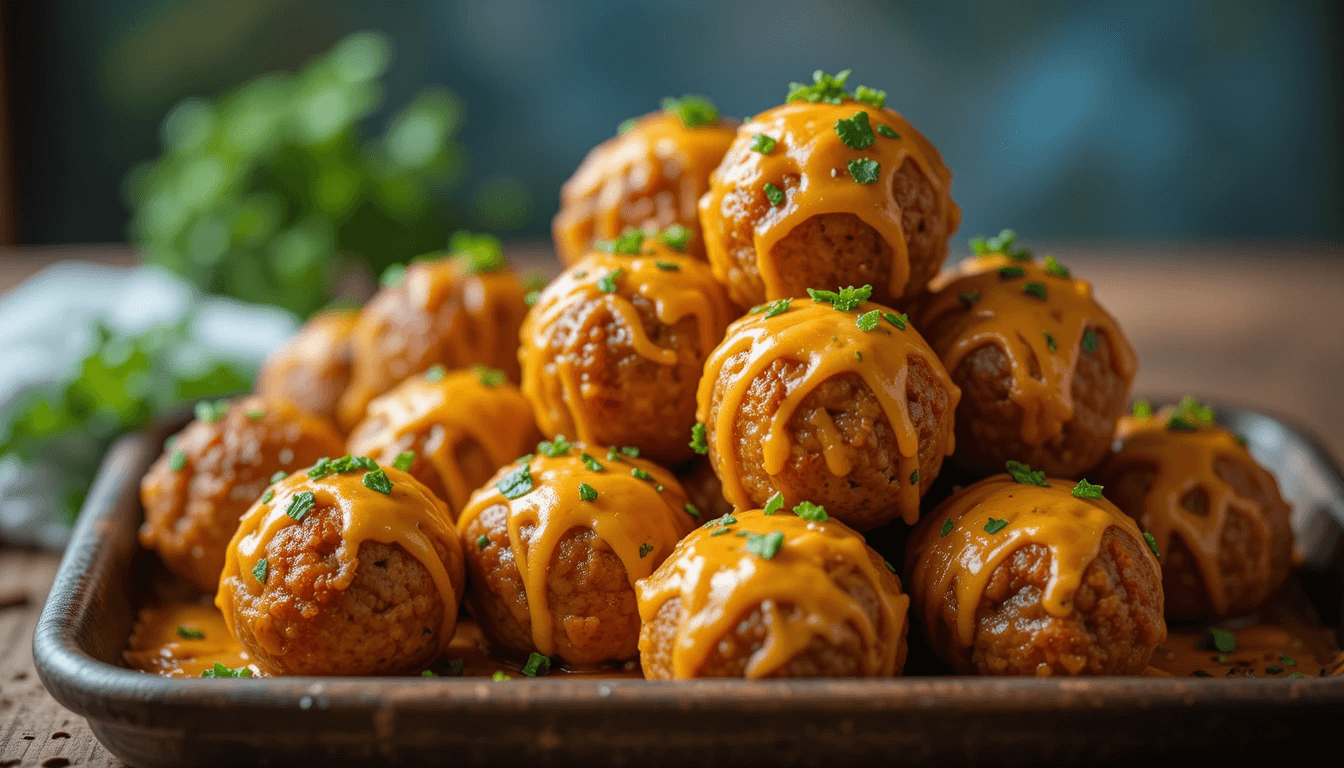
[1146,622,1343,678]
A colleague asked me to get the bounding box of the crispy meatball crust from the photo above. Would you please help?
[255,309,357,426]
[139,396,343,593]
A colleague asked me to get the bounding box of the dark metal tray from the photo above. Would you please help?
[33,405,1344,767]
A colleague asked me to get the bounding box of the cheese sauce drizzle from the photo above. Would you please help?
[914,256,1138,446]
[636,509,908,678]
[217,467,463,654]
[456,448,695,656]
[696,299,959,524]
[125,602,260,678]
[908,475,1160,648]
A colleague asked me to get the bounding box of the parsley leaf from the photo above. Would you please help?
[883,312,907,329]
[362,468,393,494]
[581,452,603,471]
[661,94,719,128]
[639,542,654,558]
[847,157,880,184]
[1044,331,1057,352]
[1022,281,1047,300]
[496,465,533,499]
[451,231,507,275]
[940,519,953,537]
[578,482,598,502]
[655,224,691,252]
[1168,395,1214,431]
[393,451,416,472]
[1043,255,1070,278]
[876,123,900,140]
[834,111,875,150]
[177,625,205,640]
[1133,399,1153,418]
[654,260,680,271]
[998,265,1025,280]
[597,268,623,294]
[689,423,708,455]
[476,534,489,549]
[683,502,700,518]
[856,310,881,331]
[786,69,852,105]
[1005,460,1048,487]
[424,365,446,382]
[474,365,507,387]
[745,530,785,559]
[617,117,639,135]
[285,491,315,521]
[1081,328,1098,353]
[749,298,791,318]
[1072,478,1104,499]
[854,85,886,107]
[763,491,784,515]
[807,284,872,311]
[793,501,827,522]
[750,133,777,154]
[169,450,186,472]
[1143,531,1160,558]
[201,662,252,678]
[537,435,573,458]
[521,652,551,677]
[764,182,784,206]
[252,558,268,583]
[984,518,1009,534]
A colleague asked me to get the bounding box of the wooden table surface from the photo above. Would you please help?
[1,241,1341,767]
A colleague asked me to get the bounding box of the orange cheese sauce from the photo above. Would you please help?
[346,369,539,514]
[1147,622,1342,678]
[553,112,737,263]
[456,448,696,656]
[696,298,959,524]
[636,509,908,679]
[125,601,262,678]
[914,256,1138,447]
[216,466,464,655]
[908,475,1162,649]
[520,248,735,445]
[699,101,958,303]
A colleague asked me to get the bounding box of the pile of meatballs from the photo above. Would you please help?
[138,71,1293,679]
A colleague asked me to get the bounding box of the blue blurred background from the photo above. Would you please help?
[8,0,1343,246]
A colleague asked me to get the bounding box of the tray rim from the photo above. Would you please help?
[32,403,1344,730]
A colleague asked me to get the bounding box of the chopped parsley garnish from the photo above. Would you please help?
[1168,395,1214,431]
[1072,479,1104,499]
[807,284,872,311]
[854,85,886,108]
[524,290,540,307]
[683,503,700,518]
[750,133,777,154]
[1133,400,1153,418]
[910,470,920,485]
[984,518,1009,534]
[639,543,654,558]
[602,229,647,255]
[492,671,511,682]
[606,447,623,462]
[998,265,1025,280]
[856,310,881,331]
[1081,328,1098,354]
[1022,281,1047,300]
[421,669,436,678]
[969,229,1031,260]
[620,446,640,457]
[307,457,333,479]
[883,312,907,330]
[940,519,954,537]
[597,268,623,294]
[176,626,205,640]
[380,263,407,288]
[538,435,573,458]
[474,365,507,387]
[246,408,266,421]
[201,662,252,679]
[285,491,315,522]
[654,260,680,271]
[195,399,229,424]
[1044,331,1057,352]
[709,513,738,528]
[496,465,533,499]
[745,531,785,559]
[1280,653,1297,667]
[1208,628,1237,653]
[521,652,551,677]
[957,291,980,307]
[655,224,691,252]
[252,558,268,583]
[362,468,393,495]
[1005,460,1048,487]
[764,182,785,206]
[1043,255,1070,278]
[1143,531,1160,558]
[752,298,791,318]
[786,69,852,104]
[617,117,638,135]
[689,423,709,455]
[394,451,416,471]
[425,365,446,382]
[261,489,274,504]
[847,157,880,184]
[452,231,508,275]
[883,559,897,573]
[709,527,733,537]
[793,501,827,522]
[476,535,489,550]
[661,94,719,128]
[834,110,875,150]
[581,453,603,471]
[876,123,900,140]
[855,351,862,361]
[631,467,654,482]
[169,450,186,472]
[578,482,598,502]
[763,492,784,515]
[270,470,287,484]
[516,453,534,464]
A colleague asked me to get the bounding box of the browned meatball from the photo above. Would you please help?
[700,94,960,309]
[139,396,343,593]
[254,309,357,426]
[697,294,958,529]
[337,248,528,431]
[216,463,465,676]
[346,367,540,515]
[675,458,736,522]
[907,474,1165,675]
[520,243,736,465]
[911,250,1137,479]
[553,106,737,264]
[457,444,695,667]
[637,508,909,679]
[1097,405,1293,620]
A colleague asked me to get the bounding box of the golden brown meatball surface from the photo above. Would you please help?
[637,508,909,679]
[347,366,540,515]
[139,395,343,593]
[911,250,1137,479]
[255,309,357,425]
[553,109,737,264]
[1097,405,1293,620]
[697,292,958,529]
[520,243,736,465]
[457,443,695,667]
[216,463,465,676]
[699,97,959,309]
[907,474,1165,676]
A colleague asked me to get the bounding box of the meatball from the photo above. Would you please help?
[697,290,958,529]
[699,89,960,309]
[139,396,343,593]
[337,247,529,431]
[255,309,357,426]
[552,104,737,264]
[910,250,1137,478]
[347,366,540,515]
[520,241,736,465]
[676,458,736,522]
[457,443,695,667]
[637,507,909,679]
[906,473,1165,675]
[1096,402,1293,620]
[216,461,465,676]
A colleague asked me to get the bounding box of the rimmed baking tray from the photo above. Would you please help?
[33,405,1344,767]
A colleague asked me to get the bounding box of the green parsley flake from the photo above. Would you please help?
[261,489,274,504]
[1133,399,1153,418]
[492,671,511,682]
[876,123,900,140]
[169,450,186,472]
[763,492,784,515]
[958,291,980,307]
[574,454,600,473]
[425,365,446,382]
[662,94,719,128]
[1081,328,1098,354]
[745,531,785,559]
[617,117,638,135]
[1143,531,1160,558]
[516,453,534,464]
[984,518,1009,534]
[684,503,700,518]
[847,158,880,184]
[760,298,791,318]
[246,408,266,421]
[354,456,378,470]
[1022,281,1047,300]
[1072,479,1104,499]
[308,457,333,479]
[176,625,205,640]
[1208,628,1237,653]
[1005,460,1048,487]
[201,662,252,679]
[854,85,886,108]
[521,652,551,677]
[884,559,897,573]
[474,365,507,387]
[793,501,827,522]
[496,465,533,499]
[606,447,623,462]
[883,312,907,330]
[362,468,393,495]
[252,558,268,583]
[639,543,654,558]
[910,470,920,485]
[620,446,640,458]
[1168,395,1214,431]
[631,467,654,483]
[270,470,287,484]
[525,290,541,307]
[689,423,709,455]
[712,513,738,527]
[597,269,624,294]
[578,482,598,502]
[1044,331,1057,352]
[970,229,1031,260]
[285,491,315,522]
[940,519,954,537]
[786,69,852,105]
[856,310,881,331]
[710,527,733,537]
[998,265,1025,280]
[381,263,407,288]
[538,435,573,458]
[595,229,647,255]
[655,224,691,252]
[421,669,437,678]
[834,110,875,150]
[476,535,489,550]
[195,399,229,424]
[750,133,777,154]
[1280,653,1296,667]
[451,231,508,275]
[1043,255,1070,278]
[855,351,862,361]
[807,284,872,312]
[654,260,680,272]
[764,182,785,206]
[394,451,416,471]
